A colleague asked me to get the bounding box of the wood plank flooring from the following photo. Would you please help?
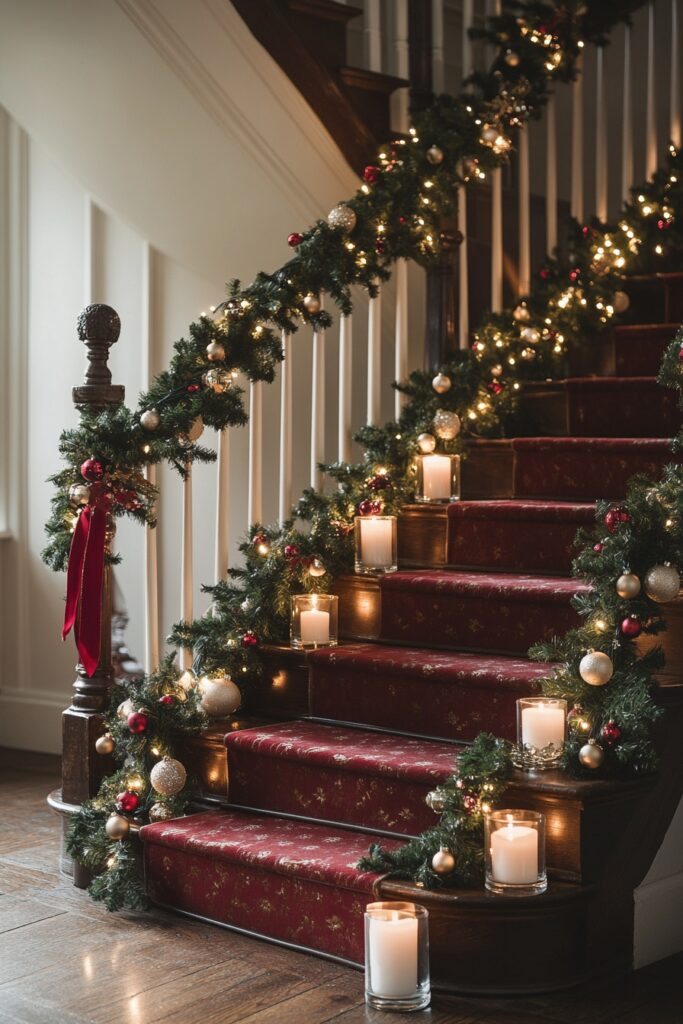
[1,765,682,1024]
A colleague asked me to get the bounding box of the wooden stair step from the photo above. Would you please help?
[281,0,362,72]
[335,66,408,141]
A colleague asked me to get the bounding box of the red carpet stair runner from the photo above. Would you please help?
[141,288,682,992]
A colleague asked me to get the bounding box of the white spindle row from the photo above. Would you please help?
[310,309,326,490]
[571,57,584,221]
[180,464,193,671]
[279,330,293,520]
[545,96,557,254]
[459,0,473,345]
[622,26,633,202]
[367,287,382,425]
[646,1,658,179]
[214,429,230,582]
[394,261,408,417]
[248,381,263,523]
[517,127,530,295]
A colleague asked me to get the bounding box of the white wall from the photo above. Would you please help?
[0,0,425,754]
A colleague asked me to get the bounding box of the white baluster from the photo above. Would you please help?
[279,331,293,521]
[365,0,382,72]
[462,0,473,79]
[622,24,633,201]
[394,262,408,416]
[180,464,193,671]
[518,126,530,295]
[459,0,473,349]
[145,463,160,673]
[546,94,557,253]
[646,0,657,178]
[595,45,608,222]
[672,0,681,147]
[367,285,382,425]
[393,0,410,133]
[311,305,325,489]
[338,315,353,462]
[214,428,230,582]
[571,55,584,222]
[432,0,445,93]
[491,168,503,312]
[248,381,263,523]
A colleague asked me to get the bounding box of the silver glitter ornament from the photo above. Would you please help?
[327,204,357,233]
[202,367,232,393]
[426,145,444,165]
[140,408,161,432]
[150,756,187,796]
[433,409,461,440]
[69,483,91,506]
[579,651,613,687]
[417,432,436,454]
[644,564,681,603]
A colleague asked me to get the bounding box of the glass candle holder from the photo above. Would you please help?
[415,453,461,503]
[290,594,338,649]
[365,901,430,1012]
[355,516,398,575]
[514,697,567,771]
[485,809,547,897]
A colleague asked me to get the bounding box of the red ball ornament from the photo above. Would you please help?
[657,219,671,230]
[117,791,140,813]
[398,216,407,225]
[375,240,386,255]
[601,721,622,746]
[241,631,259,648]
[358,498,382,516]
[186,383,201,393]
[369,474,391,491]
[462,794,477,812]
[604,506,630,534]
[127,711,149,734]
[581,225,590,237]
[81,458,105,482]
[593,542,604,553]
[539,267,551,281]
[158,694,175,706]
[620,615,642,638]
[252,533,268,549]
[679,347,683,361]
[569,269,580,282]
[488,380,504,395]
[364,165,380,184]
[284,544,300,559]
[287,232,303,247]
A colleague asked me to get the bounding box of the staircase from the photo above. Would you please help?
[141,274,683,994]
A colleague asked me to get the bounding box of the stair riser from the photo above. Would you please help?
[613,326,678,376]
[447,516,589,574]
[513,446,673,500]
[145,843,369,964]
[380,588,580,654]
[309,663,530,741]
[519,383,679,438]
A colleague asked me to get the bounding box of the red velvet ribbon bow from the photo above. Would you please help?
[62,484,112,677]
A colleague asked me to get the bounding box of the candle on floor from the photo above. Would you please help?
[355,516,397,574]
[364,901,430,1011]
[485,810,546,896]
[516,697,567,770]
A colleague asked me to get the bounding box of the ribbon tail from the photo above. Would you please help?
[62,507,91,641]
[74,506,108,677]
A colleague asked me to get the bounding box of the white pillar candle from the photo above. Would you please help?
[490,819,539,884]
[422,455,452,500]
[367,911,418,999]
[521,702,565,750]
[360,518,393,568]
[300,607,330,645]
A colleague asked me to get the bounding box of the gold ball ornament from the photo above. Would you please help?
[432,372,452,394]
[433,409,461,440]
[150,756,187,797]
[95,733,115,756]
[491,364,503,378]
[199,675,242,718]
[431,846,456,875]
[140,408,161,432]
[327,203,357,233]
[105,813,130,840]
[426,145,444,165]
[504,50,520,67]
[149,803,174,823]
[117,698,135,720]
[613,290,630,314]
[481,125,501,145]
[417,432,437,454]
[616,572,641,599]
[206,340,225,362]
[520,326,541,344]
[578,739,605,770]
[644,564,681,603]
[308,557,326,578]
[69,483,91,506]
[426,789,446,813]
[202,367,232,393]
[513,304,530,322]
[303,293,321,315]
[579,651,614,687]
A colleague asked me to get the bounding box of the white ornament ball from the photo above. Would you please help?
[417,432,436,454]
[616,573,641,599]
[69,483,91,506]
[206,340,225,362]
[520,326,541,344]
[431,846,456,875]
[579,651,614,687]
[513,304,530,322]
[140,408,161,432]
[426,145,444,165]
[199,676,241,718]
[644,564,681,603]
[303,293,321,315]
[327,203,357,233]
[578,740,605,770]
[433,409,461,440]
[432,372,452,394]
[481,125,500,144]
[150,756,187,797]
[117,698,135,720]
[613,290,630,314]
[308,557,326,578]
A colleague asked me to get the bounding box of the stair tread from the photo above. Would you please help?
[613,321,681,333]
[141,807,397,892]
[512,436,673,449]
[381,569,589,602]
[308,642,551,688]
[448,499,596,522]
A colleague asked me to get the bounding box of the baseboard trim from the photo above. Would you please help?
[0,746,61,774]
[0,687,68,754]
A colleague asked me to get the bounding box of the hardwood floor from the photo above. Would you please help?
[1,765,682,1024]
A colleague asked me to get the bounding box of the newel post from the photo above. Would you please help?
[61,305,124,810]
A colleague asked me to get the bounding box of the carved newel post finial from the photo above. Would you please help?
[73,303,125,408]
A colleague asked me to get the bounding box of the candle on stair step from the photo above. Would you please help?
[365,901,430,1011]
[416,454,460,503]
[355,516,397,575]
[485,810,547,896]
[290,594,338,649]
[516,697,567,770]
